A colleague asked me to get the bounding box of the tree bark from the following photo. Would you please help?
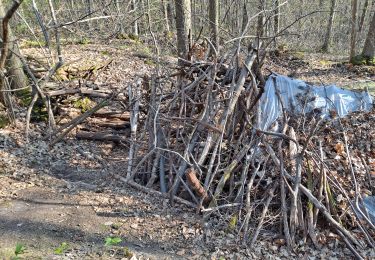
[174,0,192,63]
[321,0,337,52]
[358,0,370,33]
[0,1,28,91]
[167,1,174,30]
[162,0,170,33]
[257,0,265,37]
[350,0,358,61]
[362,8,375,58]
[274,0,280,35]
[208,0,219,54]
[132,0,139,36]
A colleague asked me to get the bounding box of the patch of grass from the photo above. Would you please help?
[104,237,122,246]
[54,242,69,255]
[22,40,45,48]
[10,243,26,260]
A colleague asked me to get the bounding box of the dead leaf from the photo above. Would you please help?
[334,143,345,155]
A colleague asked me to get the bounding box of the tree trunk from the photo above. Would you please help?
[274,0,280,35]
[162,0,170,33]
[167,1,174,30]
[0,2,28,91]
[257,0,265,37]
[115,0,124,34]
[358,0,370,33]
[208,0,219,54]
[174,0,192,63]
[350,0,358,61]
[321,0,337,52]
[241,2,248,33]
[132,0,139,36]
[362,8,375,58]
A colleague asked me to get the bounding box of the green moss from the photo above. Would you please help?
[73,97,94,112]
[144,59,155,65]
[101,50,110,56]
[77,37,91,45]
[22,40,46,48]
[116,33,128,40]
[227,214,238,232]
[133,43,153,59]
[165,31,174,40]
[0,115,10,128]
[351,55,367,65]
[123,247,133,258]
[128,33,140,42]
[367,56,375,66]
[15,23,28,35]
[351,54,375,65]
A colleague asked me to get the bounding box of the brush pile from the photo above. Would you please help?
[49,42,374,257]
[119,42,375,257]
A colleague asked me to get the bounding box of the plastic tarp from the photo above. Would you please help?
[257,74,374,131]
[363,196,375,224]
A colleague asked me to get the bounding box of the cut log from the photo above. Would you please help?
[87,117,130,129]
[93,110,130,120]
[76,131,128,143]
[46,88,111,98]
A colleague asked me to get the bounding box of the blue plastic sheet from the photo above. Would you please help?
[258,74,373,131]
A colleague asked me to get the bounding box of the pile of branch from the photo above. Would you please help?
[122,43,374,257]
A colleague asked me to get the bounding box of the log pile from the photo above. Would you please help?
[122,43,375,257]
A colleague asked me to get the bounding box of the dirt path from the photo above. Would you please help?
[0,176,200,259]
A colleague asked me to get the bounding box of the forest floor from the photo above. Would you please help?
[0,40,374,259]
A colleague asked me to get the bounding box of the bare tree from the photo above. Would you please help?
[131,0,139,36]
[174,0,192,63]
[350,0,358,61]
[257,0,265,37]
[162,0,170,33]
[0,0,24,120]
[362,6,375,59]
[322,0,337,52]
[0,1,27,92]
[208,0,219,55]
[358,0,370,32]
